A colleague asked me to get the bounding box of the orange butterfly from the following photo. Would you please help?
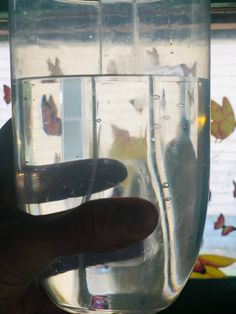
[41,94,62,136]
[211,97,236,140]
[214,214,236,236]
[3,84,11,104]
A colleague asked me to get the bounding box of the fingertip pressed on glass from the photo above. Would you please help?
[9,0,210,313]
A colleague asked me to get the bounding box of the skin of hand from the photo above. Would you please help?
[0,119,158,314]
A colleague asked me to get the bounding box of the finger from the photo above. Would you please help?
[0,120,128,205]
[0,119,17,214]
[21,281,66,314]
[0,119,14,178]
[0,197,158,305]
[18,158,128,203]
[3,280,66,314]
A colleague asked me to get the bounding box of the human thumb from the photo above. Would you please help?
[0,197,158,304]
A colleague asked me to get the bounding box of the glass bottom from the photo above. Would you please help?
[57,304,166,314]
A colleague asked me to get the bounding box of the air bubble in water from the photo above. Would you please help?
[164,196,171,201]
[176,103,184,107]
[162,182,169,188]
[153,95,160,100]
[96,118,102,123]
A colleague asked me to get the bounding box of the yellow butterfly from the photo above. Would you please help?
[211,97,236,140]
[192,254,236,279]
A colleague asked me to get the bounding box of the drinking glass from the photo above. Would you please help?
[9,0,211,313]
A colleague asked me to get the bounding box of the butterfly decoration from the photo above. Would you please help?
[192,254,236,278]
[47,57,63,76]
[211,97,236,140]
[147,47,160,65]
[129,98,144,113]
[41,94,62,136]
[90,295,109,310]
[110,125,146,160]
[3,84,11,104]
[233,181,236,198]
[214,214,236,236]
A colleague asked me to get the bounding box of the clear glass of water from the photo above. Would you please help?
[9,0,210,313]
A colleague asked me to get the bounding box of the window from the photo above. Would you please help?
[192,5,236,278]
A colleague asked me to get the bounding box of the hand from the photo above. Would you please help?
[0,120,158,313]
